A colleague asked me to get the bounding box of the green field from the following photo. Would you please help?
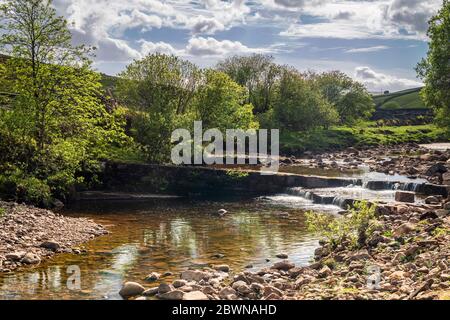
[373,87,427,110]
[280,123,448,155]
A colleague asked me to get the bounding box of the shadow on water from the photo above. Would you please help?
[0,197,321,300]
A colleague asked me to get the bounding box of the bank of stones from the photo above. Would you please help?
[283,143,450,185]
[0,201,107,272]
[123,197,450,300]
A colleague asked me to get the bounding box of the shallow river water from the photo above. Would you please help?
[0,198,323,300]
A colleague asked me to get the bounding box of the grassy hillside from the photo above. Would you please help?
[280,123,448,155]
[373,87,427,110]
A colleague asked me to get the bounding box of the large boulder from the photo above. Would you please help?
[159,290,184,300]
[394,223,416,237]
[180,270,208,282]
[40,241,61,252]
[21,253,41,265]
[158,283,174,294]
[6,252,25,261]
[395,191,415,203]
[219,287,237,299]
[214,265,230,272]
[173,279,188,288]
[183,291,209,300]
[142,287,159,296]
[119,282,145,298]
[425,163,447,176]
[271,260,295,271]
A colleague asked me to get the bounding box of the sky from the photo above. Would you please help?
[50,0,443,92]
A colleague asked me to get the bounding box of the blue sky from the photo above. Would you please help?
[52,0,443,92]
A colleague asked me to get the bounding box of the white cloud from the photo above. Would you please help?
[185,37,269,57]
[355,66,423,91]
[278,0,442,40]
[44,0,441,76]
[52,0,252,65]
[139,40,182,56]
[137,37,273,59]
[346,46,390,53]
[382,0,441,35]
[190,17,226,34]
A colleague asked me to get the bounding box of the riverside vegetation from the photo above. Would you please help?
[0,0,449,301]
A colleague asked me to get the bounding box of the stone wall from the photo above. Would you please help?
[98,162,360,197]
[371,108,433,123]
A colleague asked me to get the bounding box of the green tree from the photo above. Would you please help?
[116,53,202,162]
[311,71,375,125]
[273,69,339,132]
[0,0,93,151]
[195,69,258,132]
[416,0,450,131]
[0,0,128,205]
[216,54,281,114]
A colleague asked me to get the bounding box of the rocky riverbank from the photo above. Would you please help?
[120,197,450,301]
[281,143,450,185]
[0,201,108,273]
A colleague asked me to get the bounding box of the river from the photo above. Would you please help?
[0,143,446,300]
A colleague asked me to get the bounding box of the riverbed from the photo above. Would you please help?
[0,198,324,300]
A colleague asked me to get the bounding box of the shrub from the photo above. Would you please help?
[0,169,52,207]
[306,201,378,249]
[0,207,5,217]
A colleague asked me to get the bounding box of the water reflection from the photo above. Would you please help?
[0,198,321,300]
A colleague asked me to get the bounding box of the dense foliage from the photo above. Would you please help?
[309,71,375,125]
[116,54,258,162]
[217,54,375,132]
[216,54,280,114]
[417,0,450,132]
[271,68,339,131]
[0,0,129,206]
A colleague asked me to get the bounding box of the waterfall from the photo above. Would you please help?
[286,187,352,209]
[395,182,421,192]
[363,180,396,190]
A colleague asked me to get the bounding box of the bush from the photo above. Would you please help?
[0,169,52,207]
[273,69,339,132]
[306,201,378,249]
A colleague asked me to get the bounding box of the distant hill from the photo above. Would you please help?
[373,87,428,110]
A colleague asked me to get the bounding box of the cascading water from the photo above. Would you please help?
[286,187,354,210]
[279,171,447,214]
[394,182,421,192]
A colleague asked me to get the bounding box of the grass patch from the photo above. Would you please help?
[373,87,427,110]
[280,123,448,155]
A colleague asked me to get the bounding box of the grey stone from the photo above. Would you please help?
[183,291,209,300]
[159,290,184,300]
[119,282,145,298]
[40,241,61,252]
